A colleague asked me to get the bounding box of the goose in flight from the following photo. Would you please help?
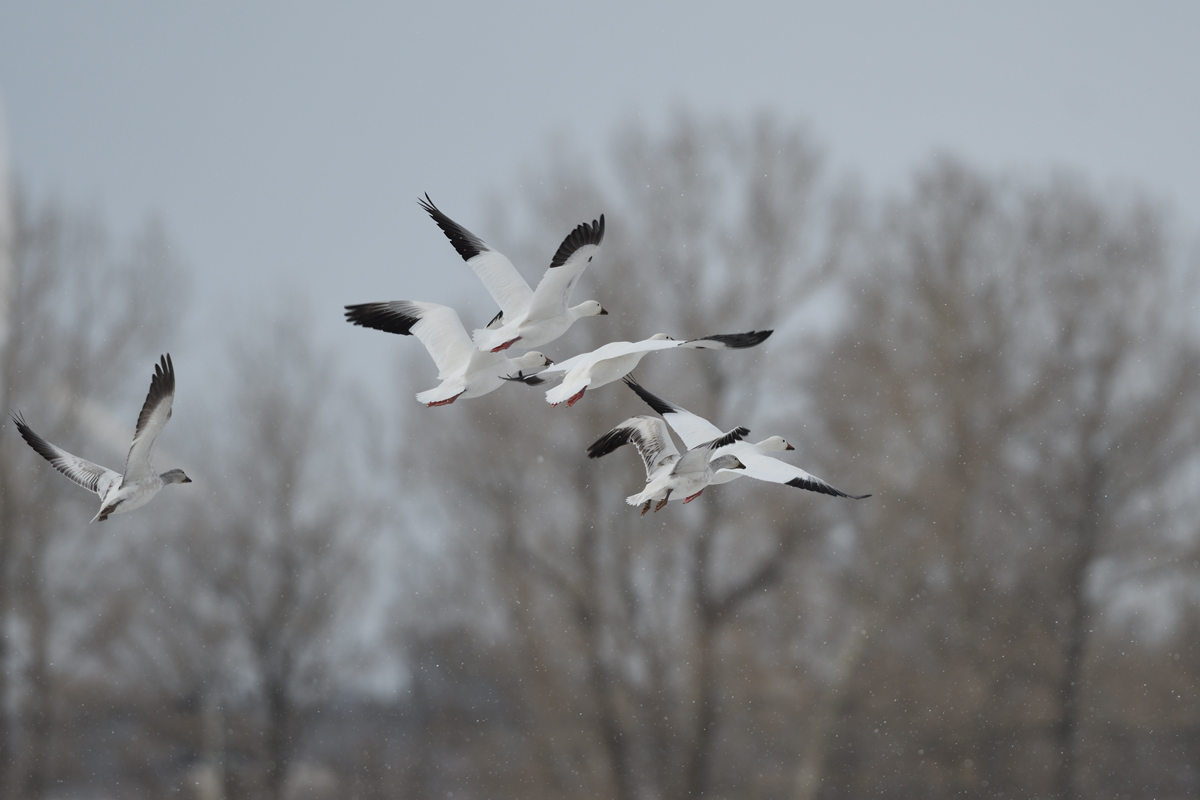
[10,354,192,522]
[419,194,607,353]
[344,299,552,406]
[587,415,747,513]
[507,329,773,407]
[623,376,870,499]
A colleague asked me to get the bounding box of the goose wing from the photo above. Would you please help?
[122,354,176,485]
[675,426,750,473]
[419,194,533,317]
[11,411,121,498]
[622,376,724,450]
[566,336,684,372]
[513,337,665,383]
[525,215,605,321]
[587,415,680,481]
[737,452,871,499]
[679,330,774,350]
[345,300,480,379]
[554,330,769,377]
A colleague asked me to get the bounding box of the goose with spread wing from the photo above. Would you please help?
[587,415,748,513]
[623,376,870,499]
[344,300,552,406]
[507,329,773,407]
[420,194,607,353]
[10,354,192,522]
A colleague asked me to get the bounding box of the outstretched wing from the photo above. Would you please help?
[501,371,548,386]
[11,411,121,497]
[551,336,685,377]
[345,300,479,379]
[738,452,870,499]
[703,426,751,451]
[419,194,533,317]
[675,426,750,473]
[526,215,605,321]
[122,354,176,485]
[680,330,774,350]
[587,415,680,481]
[564,330,771,377]
[525,337,682,390]
[623,376,724,450]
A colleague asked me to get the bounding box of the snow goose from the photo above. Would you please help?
[587,416,748,513]
[419,194,607,353]
[10,354,192,522]
[344,299,552,406]
[508,329,773,407]
[623,376,870,499]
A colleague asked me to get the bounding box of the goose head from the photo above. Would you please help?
[757,435,795,452]
[571,300,608,318]
[709,455,746,472]
[161,469,192,485]
[513,351,554,369]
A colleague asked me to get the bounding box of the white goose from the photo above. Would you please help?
[11,354,192,522]
[419,195,607,353]
[509,329,773,407]
[623,376,870,499]
[344,300,552,406]
[586,415,747,513]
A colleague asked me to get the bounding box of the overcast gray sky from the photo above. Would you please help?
[2,2,1198,388]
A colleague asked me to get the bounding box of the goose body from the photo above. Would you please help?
[11,354,192,522]
[420,195,607,352]
[511,329,773,407]
[344,300,552,406]
[623,376,870,499]
[586,415,748,513]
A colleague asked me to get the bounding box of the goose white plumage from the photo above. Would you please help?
[344,300,552,406]
[586,415,748,513]
[10,354,192,522]
[509,329,773,407]
[623,376,870,499]
[419,194,608,353]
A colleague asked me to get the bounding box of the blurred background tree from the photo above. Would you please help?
[805,158,1200,799]
[2,112,1199,800]
[392,117,1200,800]
[0,188,186,799]
[393,110,864,800]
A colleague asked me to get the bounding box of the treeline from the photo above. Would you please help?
[1,112,1198,800]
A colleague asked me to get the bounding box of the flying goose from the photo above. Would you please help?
[507,329,773,407]
[10,354,192,522]
[419,194,607,353]
[623,376,870,499]
[587,415,747,513]
[344,299,552,406]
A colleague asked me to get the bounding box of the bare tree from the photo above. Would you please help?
[172,306,380,800]
[1014,178,1200,800]
[804,158,1200,798]
[392,137,1200,800]
[0,189,184,799]
[17,300,390,800]
[7,120,1196,800]
[394,110,863,799]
